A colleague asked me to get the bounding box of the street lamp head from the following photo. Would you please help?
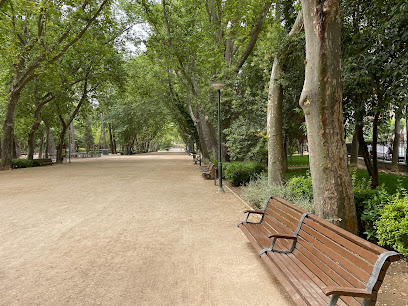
[211,82,225,90]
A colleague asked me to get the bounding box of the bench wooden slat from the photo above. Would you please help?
[270,253,330,306]
[265,198,305,223]
[301,223,374,276]
[296,236,367,290]
[287,251,353,306]
[303,218,379,264]
[259,253,309,306]
[265,208,299,233]
[261,213,298,237]
[237,196,400,305]
[298,228,372,283]
[242,223,293,252]
[307,215,386,256]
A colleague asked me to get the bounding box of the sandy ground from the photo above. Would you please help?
[0,153,293,306]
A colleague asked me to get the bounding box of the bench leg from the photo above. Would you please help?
[328,295,339,306]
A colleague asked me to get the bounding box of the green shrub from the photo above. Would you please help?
[224,161,266,187]
[287,174,313,201]
[12,159,35,168]
[353,187,389,240]
[376,192,408,258]
[241,174,314,212]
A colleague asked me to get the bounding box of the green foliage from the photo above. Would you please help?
[10,159,40,168]
[353,187,389,240]
[351,168,408,194]
[224,161,266,187]
[287,174,313,201]
[377,191,408,258]
[241,174,314,212]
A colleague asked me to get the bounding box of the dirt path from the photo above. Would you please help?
[0,153,293,306]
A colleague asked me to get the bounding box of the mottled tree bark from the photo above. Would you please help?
[299,0,357,233]
[1,84,21,170]
[267,57,285,184]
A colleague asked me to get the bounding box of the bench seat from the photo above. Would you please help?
[37,158,53,166]
[199,162,215,179]
[238,196,400,306]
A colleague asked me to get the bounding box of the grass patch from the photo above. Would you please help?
[285,168,309,180]
[288,155,309,166]
[352,168,408,194]
[284,167,408,194]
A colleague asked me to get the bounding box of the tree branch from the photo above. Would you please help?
[234,1,272,73]
[17,0,108,92]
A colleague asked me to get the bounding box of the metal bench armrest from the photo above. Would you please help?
[259,212,310,256]
[268,234,297,239]
[323,286,371,298]
[243,210,264,215]
[237,210,265,227]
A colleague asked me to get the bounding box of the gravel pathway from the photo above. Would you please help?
[0,153,293,305]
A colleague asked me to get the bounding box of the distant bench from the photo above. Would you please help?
[238,196,400,306]
[199,162,215,179]
[71,153,101,158]
[37,158,53,166]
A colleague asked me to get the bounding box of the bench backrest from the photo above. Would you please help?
[261,196,307,238]
[294,205,400,305]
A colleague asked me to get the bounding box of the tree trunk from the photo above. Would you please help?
[70,121,76,153]
[27,119,41,160]
[108,123,114,154]
[267,11,303,185]
[1,87,21,170]
[38,129,45,159]
[45,126,50,158]
[371,112,380,188]
[267,56,285,185]
[391,112,401,172]
[56,125,67,164]
[101,113,107,149]
[349,128,359,167]
[299,0,357,233]
[15,138,21,158]
[113,133,117,154]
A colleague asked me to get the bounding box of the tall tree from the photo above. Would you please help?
[267,10,303,185]
[299,0,357,233]
[0,0,110,170]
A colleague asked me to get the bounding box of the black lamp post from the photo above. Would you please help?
[211,82,225,193]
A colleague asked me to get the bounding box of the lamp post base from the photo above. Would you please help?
[217,186,225,193]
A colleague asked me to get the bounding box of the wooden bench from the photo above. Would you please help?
[199,162,215,179]
[238,196,400,306]
[37,158,53,166]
